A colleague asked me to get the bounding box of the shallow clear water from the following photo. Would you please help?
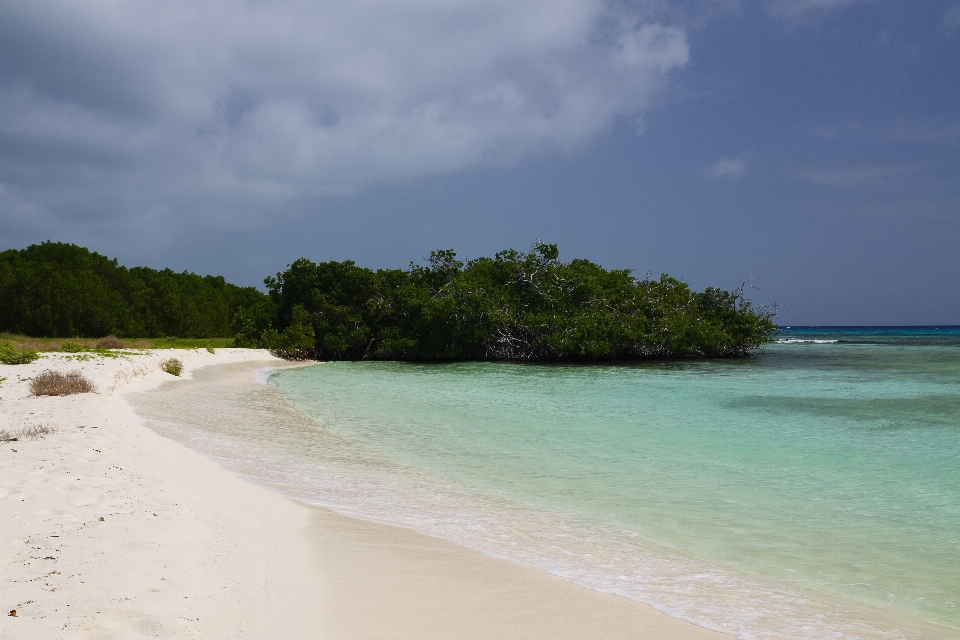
[130,329,960,639]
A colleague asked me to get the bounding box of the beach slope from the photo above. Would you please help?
[1,350,729,639]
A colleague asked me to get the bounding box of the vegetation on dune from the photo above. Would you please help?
[29,370,96,396]
[236,242,776,361]
[0,424,56,442]
[0,333,234,355]
[0,242,266,339]
[95,335,125,349]
[160,358,184,376]
[0,341,40,365]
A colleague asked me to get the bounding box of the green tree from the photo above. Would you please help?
[0,242,267,338]
[244,243,776,361]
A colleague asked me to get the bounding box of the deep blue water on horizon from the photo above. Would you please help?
[777,325,960,345]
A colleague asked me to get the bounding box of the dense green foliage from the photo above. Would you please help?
[0,242,266,338]
[1,241,775,359]
[0,341,39,364]
[237,243,776,361]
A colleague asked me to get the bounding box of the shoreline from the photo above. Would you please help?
[1,349,323,638]
[2,350,731,638]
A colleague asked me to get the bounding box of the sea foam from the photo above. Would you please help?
[252,366,274,384]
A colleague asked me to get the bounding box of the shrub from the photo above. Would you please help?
[160,358,183,376]
[0,423,56,441]
[29,370,96,396]
[0,341,39,365]
[96,335,125,349]
[60,341,85,353]
[262,324,315,361]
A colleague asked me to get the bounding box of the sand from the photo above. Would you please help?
[1,349,732,639]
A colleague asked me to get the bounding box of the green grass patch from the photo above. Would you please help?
[0,333,234,353]
[60,340,85,353]
[141,337,234,350]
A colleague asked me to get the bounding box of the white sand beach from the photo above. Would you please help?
[1,350,731,639]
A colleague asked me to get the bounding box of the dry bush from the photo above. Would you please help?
[96,335,125,349]
[0,424,56,442]
[1,334,45,351]
[160,358,183,376]
[29,370,96,396]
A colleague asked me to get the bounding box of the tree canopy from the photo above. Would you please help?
[236,242,776,361]
[1,241,775,357]
[0,242,266,338]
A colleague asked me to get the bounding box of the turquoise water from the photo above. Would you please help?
[131,329,960,639]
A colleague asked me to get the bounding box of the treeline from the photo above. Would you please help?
[236,243,776,361]
[1,241,775,358]
[0,242,265,338]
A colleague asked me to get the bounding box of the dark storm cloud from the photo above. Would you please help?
[0,4,152,117]
[3,0,958,325]
[0,0,690,241]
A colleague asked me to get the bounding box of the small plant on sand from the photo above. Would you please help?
[59,341,86,353]
[160,358,183,376]
[95,335,125,349]
[206,346,215,354]
[0,423,56,442]
[0,341,39,365]
[29,370,96,396]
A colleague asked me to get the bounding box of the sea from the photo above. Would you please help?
[129,327,960,639]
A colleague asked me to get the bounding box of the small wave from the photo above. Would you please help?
[775,339,839,344]
[253,367,275,384]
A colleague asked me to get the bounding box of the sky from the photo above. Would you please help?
[1,0,958,325]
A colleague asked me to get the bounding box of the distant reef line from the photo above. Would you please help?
[1,241,776,362]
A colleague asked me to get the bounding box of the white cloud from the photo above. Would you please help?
[707,157,747,179]
[0,0,690,231]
